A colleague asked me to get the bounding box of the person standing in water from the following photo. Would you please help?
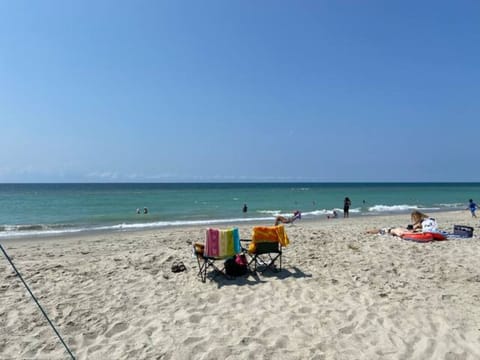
[343,197,351,218]
[242,203,248,213]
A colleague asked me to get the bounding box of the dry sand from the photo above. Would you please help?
[1,211,480,360]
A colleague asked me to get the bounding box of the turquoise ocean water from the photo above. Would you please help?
[0,183,478,239]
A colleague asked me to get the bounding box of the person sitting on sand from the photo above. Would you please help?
[410,210,428,231]
[275,210,301,226]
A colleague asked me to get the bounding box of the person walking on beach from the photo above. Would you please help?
[467,199,478,217]
[343,197,351,218]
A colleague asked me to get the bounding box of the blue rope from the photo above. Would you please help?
[0,244,76,360]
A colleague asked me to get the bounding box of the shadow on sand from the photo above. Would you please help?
[206,266,312,288]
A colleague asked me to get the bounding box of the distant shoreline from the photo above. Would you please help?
[1,209,471,244]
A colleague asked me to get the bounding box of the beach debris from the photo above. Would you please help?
[348,243,360,251]
[467,275,480,283]
[171,261,186,273]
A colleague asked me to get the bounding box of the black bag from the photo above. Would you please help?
[224,254,248,277]
[453,225,474,238]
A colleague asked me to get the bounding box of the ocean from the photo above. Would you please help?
[0,183,478,239]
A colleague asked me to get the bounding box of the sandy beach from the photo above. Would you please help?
[1,211,480,359]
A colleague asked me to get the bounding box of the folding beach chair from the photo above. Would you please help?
[243,225,290,273]
[193,227,241,282]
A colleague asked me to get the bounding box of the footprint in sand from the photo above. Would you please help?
[183,336,204,345]
[105,322,129,337]
[297,306,311,314]
[188,313,203,324]
[339,322,358,334]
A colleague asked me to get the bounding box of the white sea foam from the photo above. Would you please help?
[0,217,276,239]
[368,204,420,213]
[257,210,282,216]
[365,204,449,214]
[436,203,464,208]
[0,227,86,239]
[307,210,331,216]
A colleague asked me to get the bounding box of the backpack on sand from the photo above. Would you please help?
[224,254,248,277]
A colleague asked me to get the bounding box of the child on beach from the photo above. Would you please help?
[467,199,478,217]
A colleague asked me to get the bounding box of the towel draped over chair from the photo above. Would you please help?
[204,228,241,258]
[248,225,289,253]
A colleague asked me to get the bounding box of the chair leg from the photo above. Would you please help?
[202,259,208,282]
[265,253,280,273]
[197,257,230,282]
[247,255,257,273]
[196,255,207,282]
[253,252,282,273]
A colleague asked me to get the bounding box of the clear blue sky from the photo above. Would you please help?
[1,1,479,182]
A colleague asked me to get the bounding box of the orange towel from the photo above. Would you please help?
[249,225,290,253]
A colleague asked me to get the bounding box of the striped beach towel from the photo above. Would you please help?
[204,228,240,258]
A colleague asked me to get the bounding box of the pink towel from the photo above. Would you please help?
[205,228,220,257]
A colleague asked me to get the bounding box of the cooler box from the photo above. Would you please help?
[453,225,474,238]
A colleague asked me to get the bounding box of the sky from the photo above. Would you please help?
[0,0,479,183]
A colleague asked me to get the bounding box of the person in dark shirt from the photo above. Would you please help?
[343,197,351,218]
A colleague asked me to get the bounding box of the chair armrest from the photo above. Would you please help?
[240,239,251,252]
